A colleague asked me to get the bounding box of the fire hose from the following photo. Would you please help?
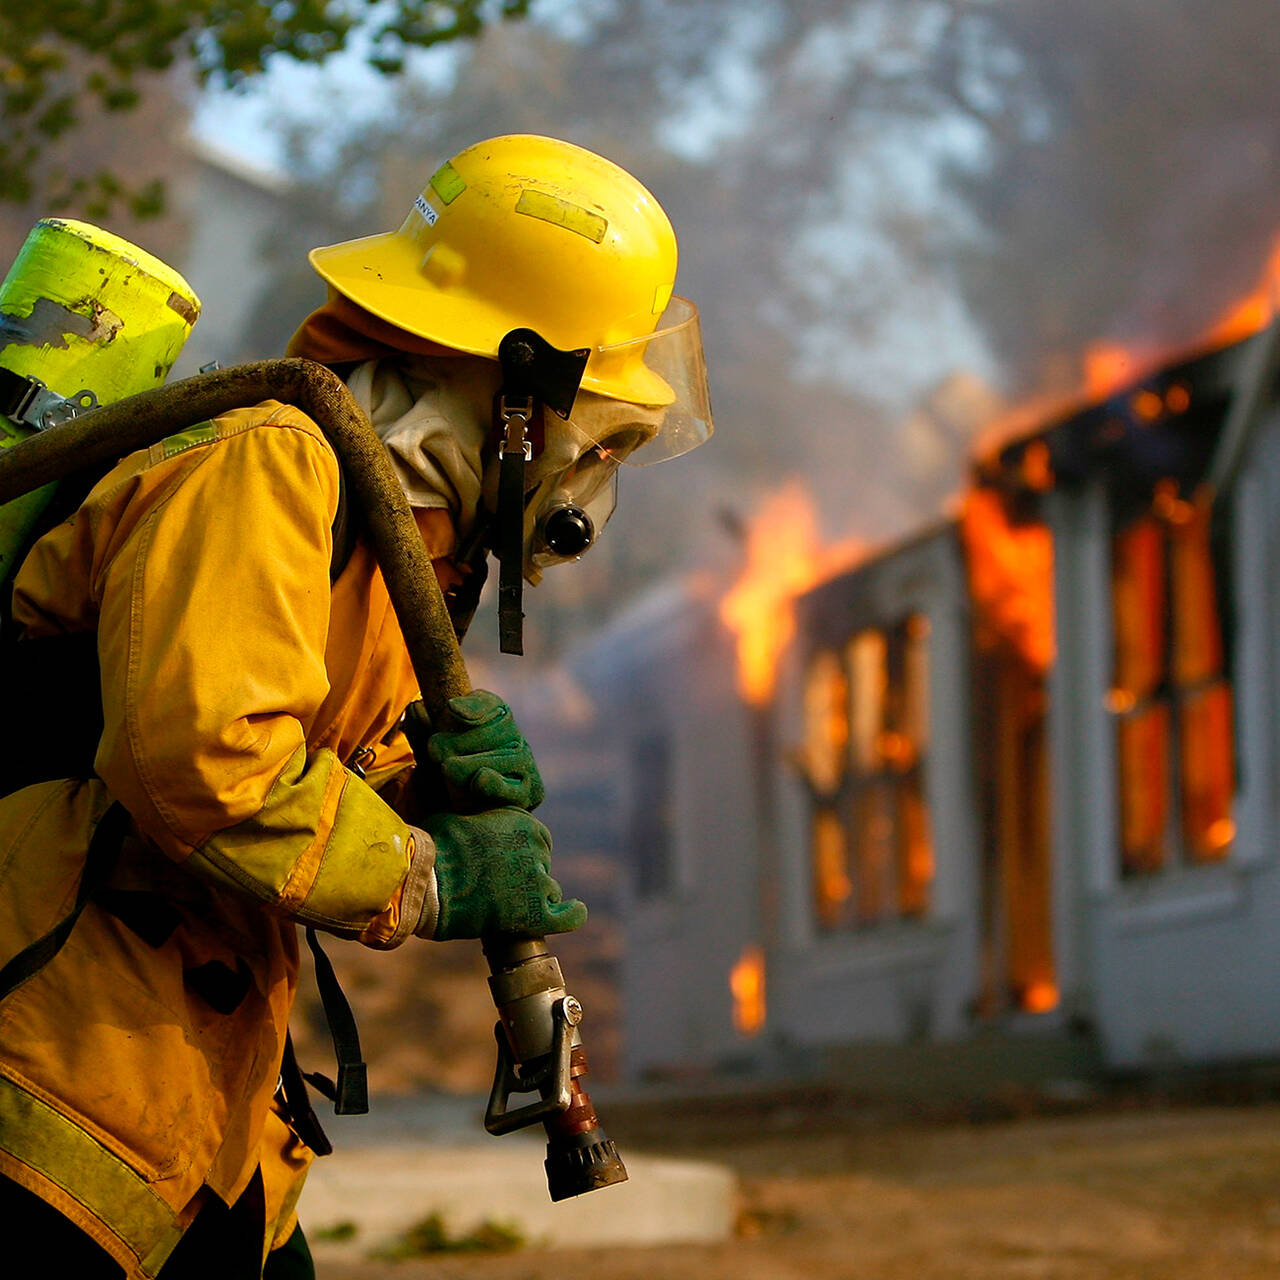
[0,357,627,1201]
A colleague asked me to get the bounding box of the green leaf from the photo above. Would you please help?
[0,0,532,210]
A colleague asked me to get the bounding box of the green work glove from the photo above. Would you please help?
[427,690,545,813]
[422,807,587,942]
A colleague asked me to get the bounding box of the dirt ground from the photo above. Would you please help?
[320,1100,1280,1280]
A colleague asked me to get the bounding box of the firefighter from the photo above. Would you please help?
[0,135,713,1278]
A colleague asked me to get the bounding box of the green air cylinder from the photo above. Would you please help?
[0,218,201,585]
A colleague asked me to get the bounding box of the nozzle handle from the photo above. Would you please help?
[483,999,576,1136]
[481,937,628,1198]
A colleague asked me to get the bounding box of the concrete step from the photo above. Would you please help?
[299,1140,738,1260]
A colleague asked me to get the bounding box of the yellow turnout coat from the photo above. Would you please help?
[0,397,451,1275]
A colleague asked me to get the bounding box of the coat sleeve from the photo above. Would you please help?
[88,410,436,948]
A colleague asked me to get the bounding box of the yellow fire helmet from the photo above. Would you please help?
[308,134,713,465]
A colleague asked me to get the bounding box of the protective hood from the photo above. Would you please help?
[288,293,658,584]
[287,287,460,365]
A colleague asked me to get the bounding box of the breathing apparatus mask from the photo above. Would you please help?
[481,295,712,652]
[527,433,622,574]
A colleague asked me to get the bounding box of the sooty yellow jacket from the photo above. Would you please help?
[0,400,449,1276]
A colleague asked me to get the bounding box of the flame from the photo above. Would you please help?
[1081,236,1280,403]
[730,945,767,1036]
[720,482,864,706]
[976,234,1280,467]
[1021,980,1060,1015]
[1084,340,1147,400]
[961,487,1055,672]
[1131,390,1165,423]
[1105,687,1138,714]
[813,809,852,927]
[1205,817,1236,852]
[1021,440,1054,492]
[1206,235,1280,347]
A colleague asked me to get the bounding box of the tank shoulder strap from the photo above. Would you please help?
[0,802,128,1002]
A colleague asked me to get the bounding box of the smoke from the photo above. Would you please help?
[957,0,1280,396]
[191,0,1280,629]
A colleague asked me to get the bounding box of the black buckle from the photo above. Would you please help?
[497,330,588,421]
[0,367,98,432]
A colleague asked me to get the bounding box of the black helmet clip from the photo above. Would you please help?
[494,329,589,655]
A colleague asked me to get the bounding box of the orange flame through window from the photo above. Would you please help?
[961,488,1055,673]
[720,482,864,706]
[730,945,767,1036]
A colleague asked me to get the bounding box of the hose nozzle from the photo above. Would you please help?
[483,938,628,1200]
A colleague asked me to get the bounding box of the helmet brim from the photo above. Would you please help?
[309,234,675,407]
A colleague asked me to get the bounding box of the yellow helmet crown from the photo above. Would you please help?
[309,135,679,405]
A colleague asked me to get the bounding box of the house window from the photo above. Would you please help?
[1109,484,1235,875]
[803,649,849,797]
[802,615,934,929]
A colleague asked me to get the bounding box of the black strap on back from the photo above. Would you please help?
[0,630,103,794]
[0,802,128,1002]
[442,515,491,645]
[279,1031,334,1157]
[0,367,44,424]
[269,928,370,1156]
[303,926,368,1115]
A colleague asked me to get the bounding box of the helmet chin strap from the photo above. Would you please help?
[493,329,589,655]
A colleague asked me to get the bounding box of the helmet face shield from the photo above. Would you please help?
[573,296,714,465]
[523,295,712,575]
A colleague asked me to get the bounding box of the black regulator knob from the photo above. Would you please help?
[543,504,595,557]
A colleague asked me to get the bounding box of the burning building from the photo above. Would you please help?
[572,309,1280,1081]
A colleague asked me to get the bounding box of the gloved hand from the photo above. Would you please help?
[419,807,587,942]
[426,690,545,813]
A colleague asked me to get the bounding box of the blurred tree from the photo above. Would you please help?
[0,0,530,214]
